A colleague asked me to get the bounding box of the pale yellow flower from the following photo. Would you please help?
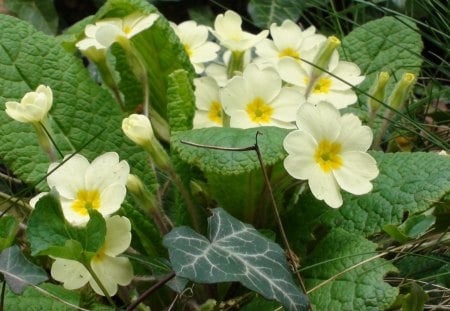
[283,102,379,208]
[51,216,133,296]
[5,85,53,123]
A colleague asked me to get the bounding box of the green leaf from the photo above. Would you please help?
[286,152,450,239]
[91,0,194,119]
[4,0,58,35]
[167,69,195,133]
[0,245,48,294]
[164,208,308,311]
[0,216,19,252]
[384,214,436,242]
[26,191,106,259]
[3,283,112,310]
[120,202,165,258]
[172,126,289,175]
[248,0,304,29]
[401,282,429,311]
[340,16,423,109]
[303,229,398,310]
[0,14,155,191]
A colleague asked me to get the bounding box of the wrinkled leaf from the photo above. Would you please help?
[303,229,398,310]
[5,0,58,35]
[167,69,195,133]
[0,14,155,191]
[164,208,308,311]
[340,16,423,108]
[172,126,290,175]
[248,0,304,29]
[285,152,450,241]
[3,283,112,310]
[0,245,48,294]
[26,191,106,259]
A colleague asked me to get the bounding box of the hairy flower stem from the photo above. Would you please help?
[167,168,201,233]
[82,257,117,309]
[33,122,59,162]
[126,271,176,311]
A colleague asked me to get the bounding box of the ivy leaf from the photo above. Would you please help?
[247,0,304,29]
[26,191,106,259]
[164,208,308,311]
[0,245,48,294]
[0,216,19,252]
[0,14,155,191]
[4,0,58,35]
[303,229,398,310]
[172,127,289,175]
[340,16,423,108]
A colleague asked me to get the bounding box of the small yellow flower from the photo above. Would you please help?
[5,85,53,123]
[283,102,379,208]
[51,216,133,296]
[31,152,130,226]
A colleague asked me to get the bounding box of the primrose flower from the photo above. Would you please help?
[193,77,223,128]
[77,12,159,51]
[170,20,220,74]
[283,102,379,208]
[5,85,53,124]
[220,64,303,128]
[34,152,129,226]
[51,215,133,296]
[255,21,326,67]
[278,55,364,109]
[122,114,154,147]
[213,10,268,52]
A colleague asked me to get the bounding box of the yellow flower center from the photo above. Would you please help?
[123,25,132,34]
[304,77,332,94]
[71,190,101,216]
[314,139,343,173]
[184,44,193,57]
[246,97,273,123]
[92,244,107,262]
[208,101,223,125]
[278,48,300,61]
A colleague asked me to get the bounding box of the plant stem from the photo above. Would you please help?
[126,271,176,311]
[167,168,201,233]
[252,133,309,297]
[0,280,5,311]
[83,257,118,309]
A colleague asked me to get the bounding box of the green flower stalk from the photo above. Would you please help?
[373,72,417,150]
[226,50,245,79]
[127,174,172,234]
[122,114,201,232]
[368,71,390,126]
[387,72,416,110]
[306,36,341,97]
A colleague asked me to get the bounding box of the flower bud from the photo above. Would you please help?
[5,85,53,123]
[127,174,158,211]
[311,36,341,79]
[122,114,154,147]
[387,72,416,110]
[368,71,390,112]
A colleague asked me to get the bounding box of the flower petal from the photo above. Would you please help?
[51,258,90,290]
[308,169,343,208]
[85,152,129,191]
[338,114,373,152]
[103,216,132,256]
[98,183,127,216]
[90,256,133,296]
[296,102,341,142]
[47,154,90,198]
[334,151,379,195]
[244,64,281,103]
